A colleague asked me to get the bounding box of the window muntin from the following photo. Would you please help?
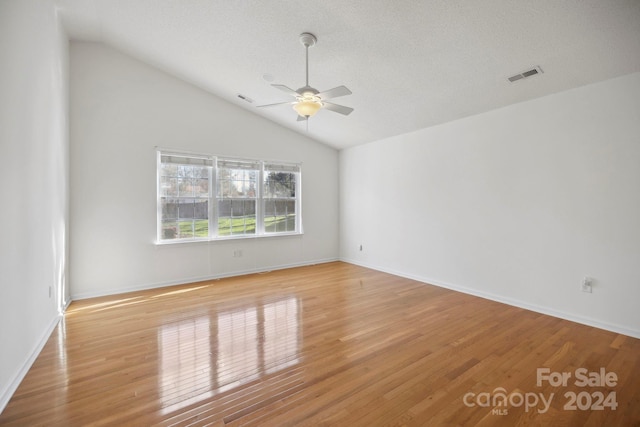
[157,151,301,243]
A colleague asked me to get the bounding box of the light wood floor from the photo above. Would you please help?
[1,262,638,426]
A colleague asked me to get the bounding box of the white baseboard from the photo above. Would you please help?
[71,257,339,300]
[0,314,62,414]
[341,258,640,340]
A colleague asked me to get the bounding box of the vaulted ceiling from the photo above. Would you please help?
[57,0,640,149]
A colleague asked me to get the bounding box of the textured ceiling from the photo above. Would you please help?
[57,0,640,149]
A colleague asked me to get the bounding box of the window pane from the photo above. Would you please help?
[159,157,212,241]
[178,199,195,219]
[193,219,208,237]
[232,199,255,216]
[177,220,195,238]
[264,172,295,198]
[161,198,178,220]
[218,168,257,198]
[193,166,210,178]
[161,221,178,240]
[179,165,193,178]
[160,177,178,197]
[162,198,208,239]
[218,199,256,236]
[178,177,194,197]
[265,200,296,233]
[218,199,231,219]
[170,219,208,238]
[160,163,178,177]
[195,178,209,197]
[194,200,208,219]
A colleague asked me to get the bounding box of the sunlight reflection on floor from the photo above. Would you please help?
[158,296,300,415]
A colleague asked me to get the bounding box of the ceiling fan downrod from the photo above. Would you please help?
[299,32,317,88]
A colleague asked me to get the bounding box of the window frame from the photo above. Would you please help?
[156,149,302,244]
[262,163,301,235]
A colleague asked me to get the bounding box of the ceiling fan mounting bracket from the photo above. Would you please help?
[299,32,317,48]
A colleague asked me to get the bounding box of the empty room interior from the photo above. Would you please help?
[1,1,639,425]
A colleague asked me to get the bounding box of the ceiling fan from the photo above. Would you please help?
[258,32,354,121]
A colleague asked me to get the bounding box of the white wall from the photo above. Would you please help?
[340,72,640,338]
[0,0,69,411]
[69,42,339,299]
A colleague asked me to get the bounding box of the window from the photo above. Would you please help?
[157,150,301,243]
[264,163,298,234]
[158,153,213,240]
[216,159,258,237]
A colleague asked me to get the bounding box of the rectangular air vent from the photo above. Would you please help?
[508,66,543,83]
[237,93,254,103]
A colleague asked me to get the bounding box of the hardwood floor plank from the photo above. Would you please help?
[1,262,638,426]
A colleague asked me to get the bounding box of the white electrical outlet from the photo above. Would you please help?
[233,249,243,258]
[581,277,592,293]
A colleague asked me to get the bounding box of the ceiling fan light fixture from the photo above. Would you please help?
[293,100,322,117]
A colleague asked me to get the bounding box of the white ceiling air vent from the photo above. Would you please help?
[508,66,544,83]
[237,93,253,103]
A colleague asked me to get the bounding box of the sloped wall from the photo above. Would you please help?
[69,42,339,299]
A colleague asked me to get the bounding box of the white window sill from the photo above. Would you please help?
[154,231,303,246]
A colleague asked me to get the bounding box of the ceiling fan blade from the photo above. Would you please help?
[257,101,293,108]
[317,85,352,100]
[272,84,301,97]
[323,101,354,116]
